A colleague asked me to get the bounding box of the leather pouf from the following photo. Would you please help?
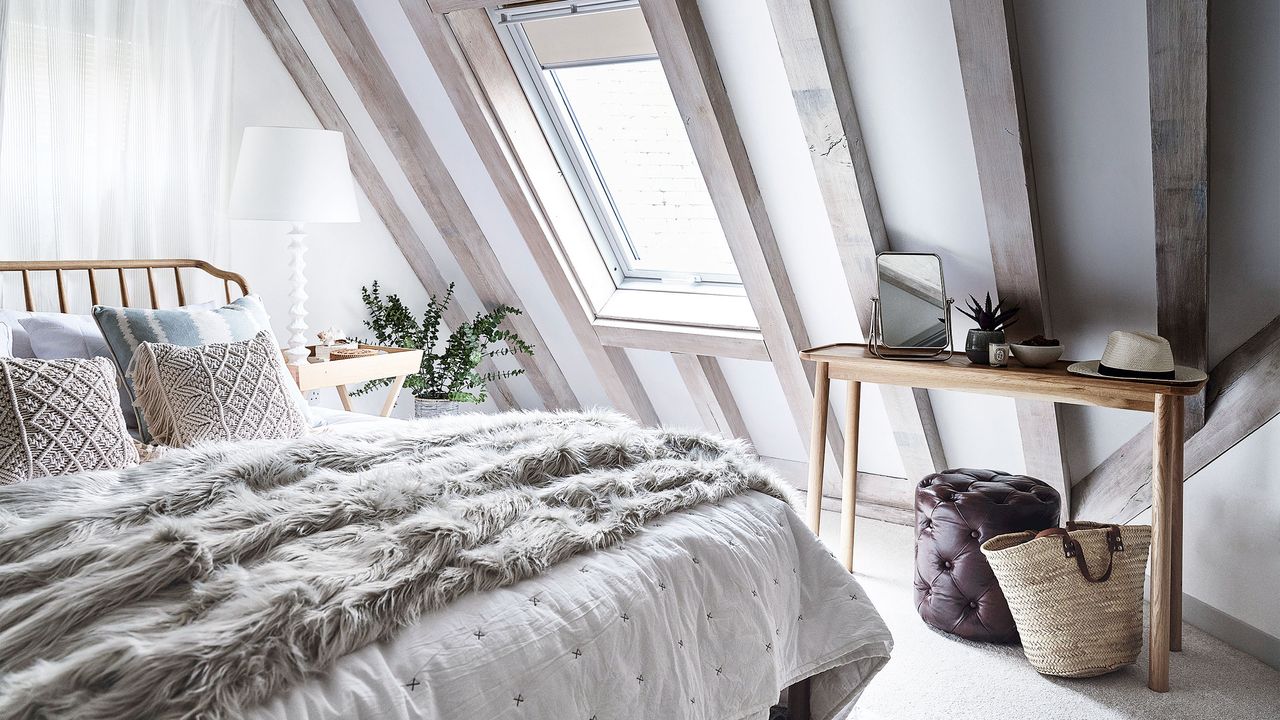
[914,469,1060,643]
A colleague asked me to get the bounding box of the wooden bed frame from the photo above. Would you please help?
[0,257,817,718]
[0,258,249,312]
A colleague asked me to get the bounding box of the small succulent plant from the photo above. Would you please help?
[958,292,1019,332]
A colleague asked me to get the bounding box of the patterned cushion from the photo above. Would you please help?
[0,356,140,484]
[130,330,308,448]
[93,296,312,439]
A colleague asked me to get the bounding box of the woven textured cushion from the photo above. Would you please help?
[915,469,1060,643]
[130,330,308,448]
[0,356,139,484]
[93,296,312,439]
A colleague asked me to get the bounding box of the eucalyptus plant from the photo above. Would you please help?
[354,281,532,403]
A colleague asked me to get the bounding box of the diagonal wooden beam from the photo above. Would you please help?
[413,4,658,425]
[950,0,1071,507]
[301,0,580,411]
[672,353,751,441]
[764,0,947,482]
[243,0,517,411]
[638,0,847,475]
[1074,314,1280,523]
[1148,0,1209,434]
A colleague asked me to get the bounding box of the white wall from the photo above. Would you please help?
[225,0,1278,654]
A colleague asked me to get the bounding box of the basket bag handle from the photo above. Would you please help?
[1033,524,1126,583]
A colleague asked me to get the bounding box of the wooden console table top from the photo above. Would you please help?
[800,343,1201,412]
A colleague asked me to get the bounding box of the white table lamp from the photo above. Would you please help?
[230,126,360,365]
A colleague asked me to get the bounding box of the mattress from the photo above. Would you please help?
[249,410,892,720]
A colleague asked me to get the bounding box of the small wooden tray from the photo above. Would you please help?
[286,344,423,392]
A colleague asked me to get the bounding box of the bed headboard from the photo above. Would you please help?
[0,259,250,313]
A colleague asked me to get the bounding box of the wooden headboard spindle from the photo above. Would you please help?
[0,260,250,313]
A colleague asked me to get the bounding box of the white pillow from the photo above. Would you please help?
[0,310,34,357]
[0,322,11,358]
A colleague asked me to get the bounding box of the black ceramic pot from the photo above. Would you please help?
[965,329,1006,364]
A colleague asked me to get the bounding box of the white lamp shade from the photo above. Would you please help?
[229,126,360,223]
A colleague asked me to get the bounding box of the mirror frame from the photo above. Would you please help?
[869,251,954,360]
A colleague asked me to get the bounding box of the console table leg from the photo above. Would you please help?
[1170,395,1185,652]
[840,381,861,571]
[336,385,353,412]
[806,362,831,532]
[1149,393,1178,692]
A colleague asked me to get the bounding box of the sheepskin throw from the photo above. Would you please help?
[0,411,790,719]
[0,356,138,484]
[130,330,308,448]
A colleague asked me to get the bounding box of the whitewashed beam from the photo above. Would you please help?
[764,0,947,482]
[950,0,1070,506]
[637,0,847,470]
[398,2,660,425]
[1074,314,1280,523]
[593,320,770,362]
[1148,0,1209,434]
[301,0,580,411]
[425,0,487,13]
[244,0,517,411]
[672,353,751,441]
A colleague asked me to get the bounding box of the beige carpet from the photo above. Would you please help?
[812,511,1280,720]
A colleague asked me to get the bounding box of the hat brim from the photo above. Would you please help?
[1065,360,1207,385]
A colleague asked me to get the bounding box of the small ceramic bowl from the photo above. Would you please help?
[1010,343,1064,368]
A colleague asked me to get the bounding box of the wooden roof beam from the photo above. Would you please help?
[638,0,847,475]
[951,0,1071,507]
[1148,0,1210,434]
[301,0,581,411]
[765,0,948,482]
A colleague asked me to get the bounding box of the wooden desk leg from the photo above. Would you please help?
[380,375,407,417]
[840,381,861,572]
[806,362,831,532]
[336,385,354,412]
[1170,395,1185,652]
[1149,393,1178,692]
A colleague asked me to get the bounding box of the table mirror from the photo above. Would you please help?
[869,252,954,360]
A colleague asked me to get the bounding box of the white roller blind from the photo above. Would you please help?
[521,7,656,67]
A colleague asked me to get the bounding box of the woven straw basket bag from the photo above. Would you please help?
[981,522,1152,678]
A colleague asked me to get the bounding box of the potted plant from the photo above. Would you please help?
[354,281,533,418]
[957,292,1019,364]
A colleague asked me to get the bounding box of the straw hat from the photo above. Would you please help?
[1067,331,1207,385]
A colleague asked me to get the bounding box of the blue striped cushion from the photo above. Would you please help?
[93,296,310,440]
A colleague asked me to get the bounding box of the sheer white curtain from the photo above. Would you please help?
[0,0,234,310]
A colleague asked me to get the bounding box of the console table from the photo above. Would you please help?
[800,343,1204,693]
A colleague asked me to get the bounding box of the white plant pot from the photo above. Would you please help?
[414,397,462,419]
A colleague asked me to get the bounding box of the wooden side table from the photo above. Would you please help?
[800,343,1204,693]
[285,344,423,417]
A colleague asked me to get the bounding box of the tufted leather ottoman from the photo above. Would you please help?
[914,469,1060,643]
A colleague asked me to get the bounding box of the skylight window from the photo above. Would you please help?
[498,1,741,290]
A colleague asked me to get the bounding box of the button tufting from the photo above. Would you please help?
[914,468,1060,643]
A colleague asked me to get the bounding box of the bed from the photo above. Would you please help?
[0,259,892,720]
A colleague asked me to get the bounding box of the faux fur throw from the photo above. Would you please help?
[0,411,791,720]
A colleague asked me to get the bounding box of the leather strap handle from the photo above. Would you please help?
[1033,525,1126,583]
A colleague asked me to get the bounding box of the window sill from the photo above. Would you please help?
[595,288,757,331]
